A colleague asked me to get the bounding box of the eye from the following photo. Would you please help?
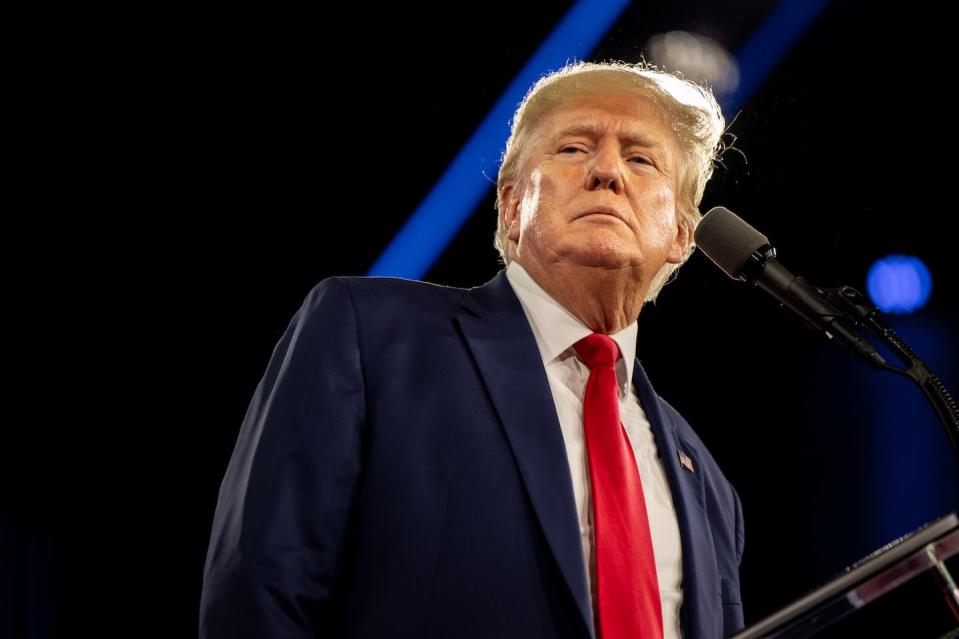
[560,146,585,154]
[629,156,653,165]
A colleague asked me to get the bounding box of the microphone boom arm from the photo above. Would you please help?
[823,285,959,457]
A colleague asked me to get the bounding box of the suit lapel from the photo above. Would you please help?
[456,271,595,639]
[632,361,720,639]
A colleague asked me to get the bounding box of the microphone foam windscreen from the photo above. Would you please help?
[694,207,770,279]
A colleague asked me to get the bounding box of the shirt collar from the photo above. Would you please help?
[505,261,638,393]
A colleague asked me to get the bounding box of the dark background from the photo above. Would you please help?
[5,1,958,637]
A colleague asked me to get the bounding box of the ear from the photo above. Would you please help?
[665,215,692,265]
[499,182,522,243]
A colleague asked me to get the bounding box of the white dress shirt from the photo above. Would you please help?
[505,261,684,639]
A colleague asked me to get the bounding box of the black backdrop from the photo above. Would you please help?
[6,1,959,637]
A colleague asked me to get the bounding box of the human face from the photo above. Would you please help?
[500,91,690,289]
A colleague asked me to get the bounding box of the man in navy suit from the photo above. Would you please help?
[200,61,744,638]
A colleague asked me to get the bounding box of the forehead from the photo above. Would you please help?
[535,91,678,154]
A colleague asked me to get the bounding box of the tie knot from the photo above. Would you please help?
[574,333,621,369]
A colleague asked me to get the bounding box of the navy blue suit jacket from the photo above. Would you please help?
[200,271,745,638]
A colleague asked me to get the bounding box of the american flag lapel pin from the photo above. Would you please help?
[678,451,695,473]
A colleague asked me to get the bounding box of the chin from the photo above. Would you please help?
[569,250,636,269]
[565,242,638,270]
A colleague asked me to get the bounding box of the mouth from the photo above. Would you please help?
[575,206,630,226]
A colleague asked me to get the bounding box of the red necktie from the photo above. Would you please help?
[574,333,663,639]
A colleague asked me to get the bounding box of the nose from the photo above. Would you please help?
[585,143,624,194]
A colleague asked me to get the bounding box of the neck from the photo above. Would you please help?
[516,258,646,334]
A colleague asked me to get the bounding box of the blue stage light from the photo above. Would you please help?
[866,255,932,314]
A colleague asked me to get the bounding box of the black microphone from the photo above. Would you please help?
[694,206,887,368]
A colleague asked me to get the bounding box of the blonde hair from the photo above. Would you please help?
[494,60,727,302]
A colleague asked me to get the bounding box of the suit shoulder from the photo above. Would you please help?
[304,275,469,316]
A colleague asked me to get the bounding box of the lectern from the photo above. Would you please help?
[733,513,959,638]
